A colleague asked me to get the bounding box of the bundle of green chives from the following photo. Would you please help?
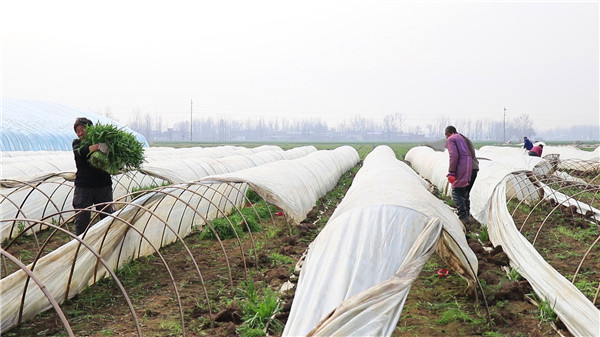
[79,123,145,175]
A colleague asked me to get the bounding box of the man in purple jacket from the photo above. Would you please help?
[445,126,479,224]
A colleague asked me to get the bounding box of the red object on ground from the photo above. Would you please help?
[275,212,284,216]
[437,268,449,278]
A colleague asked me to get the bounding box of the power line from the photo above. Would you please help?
[503,107,507,143]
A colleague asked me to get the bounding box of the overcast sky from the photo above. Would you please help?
[1,1,598,131]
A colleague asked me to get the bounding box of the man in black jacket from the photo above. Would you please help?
[72,117,113,236]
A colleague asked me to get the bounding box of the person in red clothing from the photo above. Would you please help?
[528,143,544,157]
[72,117,114,236]
[445,126,479,224]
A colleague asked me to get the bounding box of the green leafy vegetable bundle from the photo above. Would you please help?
[79,123,145,175]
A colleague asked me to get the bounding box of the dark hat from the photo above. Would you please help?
[74,117,93,131]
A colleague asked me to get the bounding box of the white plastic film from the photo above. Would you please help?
[284,145,477,336]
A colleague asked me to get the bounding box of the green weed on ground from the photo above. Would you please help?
[507,267,522,281]
[557,225,598,242]
[573,277,599,298]
[199,200,276,240]
[236,276,283,336]
[528,293,557,323]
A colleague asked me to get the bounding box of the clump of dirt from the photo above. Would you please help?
[213,306,243,324]
[494,280,532,301]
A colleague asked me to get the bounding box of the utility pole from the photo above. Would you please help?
[190,99,193,142]
[503,107,507,143]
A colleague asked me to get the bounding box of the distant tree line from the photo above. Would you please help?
[117,110,597,142]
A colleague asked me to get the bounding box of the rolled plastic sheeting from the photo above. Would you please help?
[0,146,290,181]
[1,152,74,179]
[540,182,600,221]
[544,145,600,172]
[543,145,599,161]
[199,146,359,225]
[141,146,316,184]
[479,145,600,172]
[1,150,73,158]
[406,145,600,337]
[552,170,587,184]
[478,146,545,171]
[283,145,477,336]
[489,179,600,337]
[142,144,282,161]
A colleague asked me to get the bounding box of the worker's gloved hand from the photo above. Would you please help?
[447,173,456,184]
[98,143,109,154]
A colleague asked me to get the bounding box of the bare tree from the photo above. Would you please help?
[335,120,351,137]
[154,114,163,140]
[461,119,472,137]
[350,115,370,139]
[174,120,189,141]
[143,113,153,140]
[128,107,143,133]
[434,116,451,138]
[216,117,229,141]
[514,113,535,139]
[383,115,394,139]
[382,113,405,140]
[408,124,422,135]
[392,113,404,134]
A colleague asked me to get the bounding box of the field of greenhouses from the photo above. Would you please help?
[1,142,599,337]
